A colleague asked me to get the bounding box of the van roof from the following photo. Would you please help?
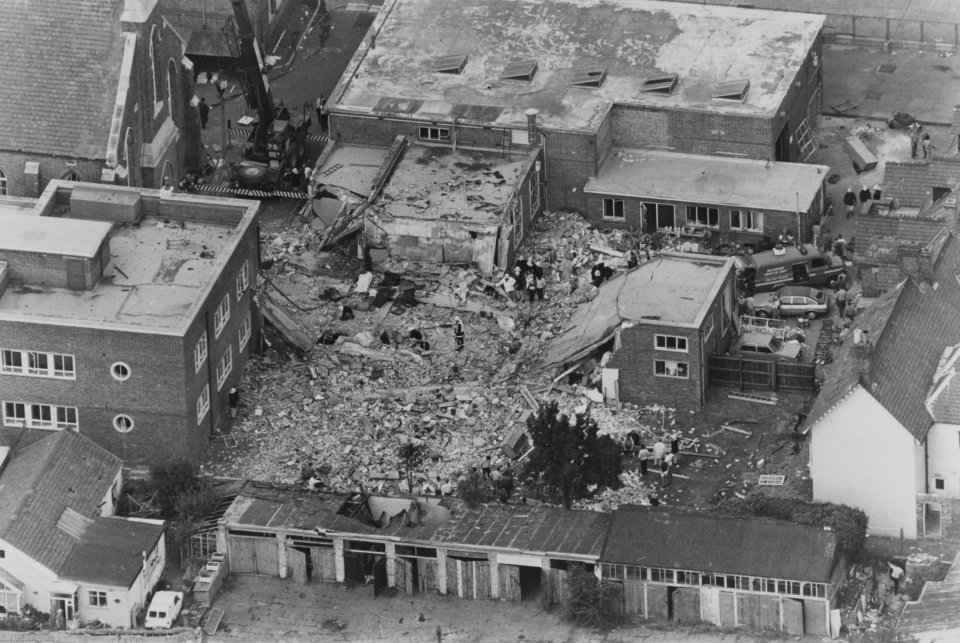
[148,591,181,607]
[739,244,822,269]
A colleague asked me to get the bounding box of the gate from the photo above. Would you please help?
[708,354,815,391]
[285,547,307,584]
[228,535,278,575]
[783,597,804,635]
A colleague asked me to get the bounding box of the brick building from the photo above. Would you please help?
[0,181,259,465]
[585,149,828,245]
[542,253,736,410]
[0,0,199,198]
[326,0,824,216]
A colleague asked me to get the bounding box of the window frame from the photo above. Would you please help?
[197,384,210,425]
[602,198,625,220]
[654,334,688,353]
[194,333,208,373]
[88,590,108,608]
[730,209,764,232]
[110,362,132,382]
[0,168,6,196]
[687,205,720,228]
[213,295,230,339]
[236,261,250,301]
[2,401,26,427]
[654,359,690,379]
[3,402,77,431]
[238,314,251,352]
[418,126,450,142]
[113,414,134,433]
[216,345,233,391]
[1,349,75,380]
[703,316,715,343]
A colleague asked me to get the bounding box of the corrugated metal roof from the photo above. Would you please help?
[601,506,838,583]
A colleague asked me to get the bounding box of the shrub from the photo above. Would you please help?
[563,564,622,630]
[456,470,497,507]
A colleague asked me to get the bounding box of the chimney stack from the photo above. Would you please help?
[524,108,539,143]
[852,329,872,379]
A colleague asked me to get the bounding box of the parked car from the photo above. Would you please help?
[144,591,183,629]
[731,332,802,361]
[754,286,830,319]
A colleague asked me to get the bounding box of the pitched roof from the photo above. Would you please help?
[58,517,165,588]
[601,506,839,583]
[0,431,120,573]
[885,158,960,209]
[0,0,127,159]
[807,235,960,440]
[854,216,949,267]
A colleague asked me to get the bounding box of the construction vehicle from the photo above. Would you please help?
[223,0,308,191]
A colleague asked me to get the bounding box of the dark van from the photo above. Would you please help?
[734,244,844,293]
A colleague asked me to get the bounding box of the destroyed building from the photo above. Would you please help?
[0,431,166,628]
[0,181,259,465]
[218,482,844,636]
[807,233,960,540]
[0,0,199,197]
[319,0,825,254]
[541,253,735,410]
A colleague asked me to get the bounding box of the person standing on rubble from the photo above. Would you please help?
[453,316,465,351]
[859,185,872,216]
[526,272,537,302]
[909,122,922,158]
[497,270,516,300]
[513,267,526,302]
[888,562,904,594]
[836,287,848,319]
[638,444,649,476]
[591,261,607,287]
[843,187,857,218]
[652,438,666,467]
[534,272,546,301]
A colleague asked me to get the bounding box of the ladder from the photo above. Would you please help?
[796,119,818,161]
[728,391,779,405]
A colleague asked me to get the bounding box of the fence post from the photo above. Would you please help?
[738,358,743,391]
[772,361,778,392]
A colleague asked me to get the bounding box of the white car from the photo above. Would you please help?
[754,286,830,319]
[144,591,183,629]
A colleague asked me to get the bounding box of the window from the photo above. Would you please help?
[111,362,131,382]
[113,415,134,433]
[2,402,25,427]
[214,295,230,338]
[2,349,74,379]
[935,478,945,490]
[216,345,233,391]
[238,315,251,352]
[0,169,6,196]
[655,360,689,379]
[655,335,688,352]
[418,126,450,142]
[687,206,719,228]
[166,59,177,111]
[703,316,714,343]
[29,404,53,428]
[730,210,763,232]
[236,261,250,300]
[2,402,77,431]
[150,25,163,113]
[195,333,208,373]
[643,202,675,229]
[602,198,625,220]
[88,591,108,608]
[55,406,78,430]
[197,384,210,424]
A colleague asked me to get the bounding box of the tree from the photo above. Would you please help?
[456,469,497,507]
[523,401,623,508]
[397,442,428,492]
[564,563,622,629]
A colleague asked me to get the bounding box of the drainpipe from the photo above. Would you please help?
[925,439,930,494]
[796,192,802,244]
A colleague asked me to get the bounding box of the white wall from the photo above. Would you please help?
[0,539,58,612]
[927,423,960,497]
[810,386,920,539]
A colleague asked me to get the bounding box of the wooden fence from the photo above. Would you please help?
[708,355,816,392]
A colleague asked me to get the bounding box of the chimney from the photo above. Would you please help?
[919,247,935,283]
[852,329,872,379]
[524,108,539,143]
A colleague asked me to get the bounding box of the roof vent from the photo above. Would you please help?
[713,80,750,102]
[432,54,469,75]
[570,66,607,88]
[640,73,678,95]
[501,60,538,82]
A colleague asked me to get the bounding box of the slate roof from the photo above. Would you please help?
[0,431,120,574]
[0,0,127,159]
[806,234,960,440]
[885,158,960,209]
[58,517,165,588]
[601,506,839,583]
[854,215,949,292]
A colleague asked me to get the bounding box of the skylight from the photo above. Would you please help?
[570,66,607,88]
[501,60,538,82]
[640,73,678,95]
[712,80,750,102]
[432,54,469,75]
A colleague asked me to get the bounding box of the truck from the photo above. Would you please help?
[224,0,308,191]
[734,244,844,293]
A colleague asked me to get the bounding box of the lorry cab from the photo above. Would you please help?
[734,244,844,293]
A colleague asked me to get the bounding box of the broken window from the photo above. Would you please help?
[570,66,607,88]
[602,198,624,219]
[655,335,688,352]
[687,205,719,228]
[640,73,678,95]
[236,261,250,300]
[712,79,750,102]
[642,202,675,229]
[501,60,538,82]
[431,54,468,75]
[418,126,450,142]
[655,360,689,379]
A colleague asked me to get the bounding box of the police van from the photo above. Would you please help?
[734,244,844,293]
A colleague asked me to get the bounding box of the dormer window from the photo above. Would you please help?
[713,80,750,102]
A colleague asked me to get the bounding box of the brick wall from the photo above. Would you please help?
[0,152,106,198]
[542,130,598,213]
[916,494,960,540]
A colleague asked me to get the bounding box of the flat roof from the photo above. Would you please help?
[0,216,238,331]
[374,145,531,225]
[333,0,824,131]
[314,145,392,197]
[0,212,112,258]
[585,149,828,211]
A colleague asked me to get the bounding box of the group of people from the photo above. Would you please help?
[626,431,682,488]
[497,256,549,302]
[400,317,465,353]
[841,184,882,218]
[909,121,934,159]
[480,455,516,502]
